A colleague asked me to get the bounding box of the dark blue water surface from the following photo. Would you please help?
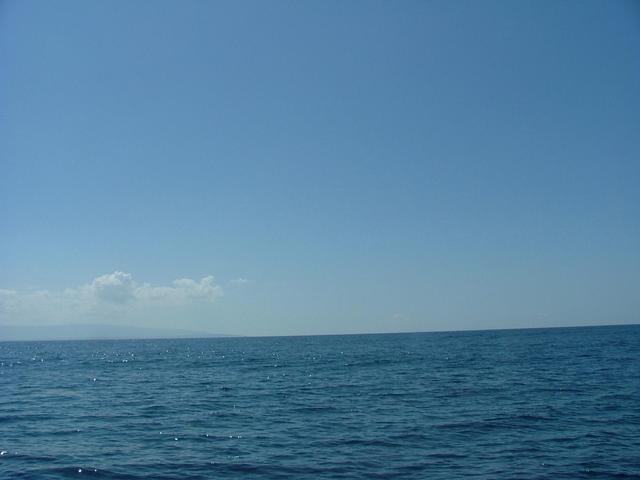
[1,325,639,479]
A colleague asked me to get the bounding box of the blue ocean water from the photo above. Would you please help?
[1,325,639,479]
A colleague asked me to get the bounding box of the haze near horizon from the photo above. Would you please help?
[1,0,639,338]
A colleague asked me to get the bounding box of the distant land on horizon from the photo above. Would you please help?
[1,322,638,342]
[0,324,237,342]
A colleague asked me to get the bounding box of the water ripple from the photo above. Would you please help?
[1,325,639,479]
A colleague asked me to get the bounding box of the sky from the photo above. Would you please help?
[1,0,639,337]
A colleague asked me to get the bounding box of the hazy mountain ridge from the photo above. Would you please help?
[0,324,234,341]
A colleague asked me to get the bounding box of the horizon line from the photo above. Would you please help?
[1,321,638,343]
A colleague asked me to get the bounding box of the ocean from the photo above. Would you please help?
[1,325,639,479]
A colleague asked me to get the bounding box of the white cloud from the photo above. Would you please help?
[0,272,223,326]
[136,276,222,304]
[230,277,249,286]
[91,271,136,303]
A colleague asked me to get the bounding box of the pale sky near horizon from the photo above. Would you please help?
[1,0,639,336]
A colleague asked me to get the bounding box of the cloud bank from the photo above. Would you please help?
[0,271,223,327]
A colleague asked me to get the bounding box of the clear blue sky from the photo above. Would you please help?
[1,0,639,336]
